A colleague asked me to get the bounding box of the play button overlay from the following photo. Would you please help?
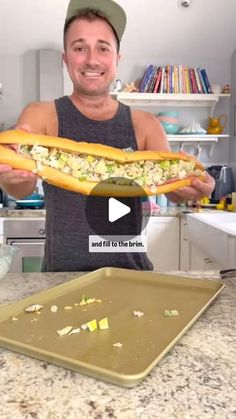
[108,198,131,222]
[85,177,152,241]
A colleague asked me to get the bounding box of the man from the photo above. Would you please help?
[0,0,214,271]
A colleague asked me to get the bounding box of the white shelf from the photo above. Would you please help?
[167,134,229,142]
[111,92,230,115]
[112,92,230,105]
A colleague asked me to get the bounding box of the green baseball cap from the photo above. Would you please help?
[65,0,127,43]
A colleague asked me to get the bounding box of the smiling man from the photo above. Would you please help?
[0,0,215,272]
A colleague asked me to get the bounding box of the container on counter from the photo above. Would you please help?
[156,194,168,207]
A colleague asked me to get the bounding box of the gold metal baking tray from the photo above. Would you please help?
[0,268,224,387]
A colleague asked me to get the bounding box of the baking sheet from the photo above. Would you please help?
[0,268,224,387]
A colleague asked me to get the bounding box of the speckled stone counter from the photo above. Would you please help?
[0,206,222,219]
[0,209,46,218]
[0,271,235,419]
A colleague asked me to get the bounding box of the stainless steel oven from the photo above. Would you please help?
[3,218,46,273]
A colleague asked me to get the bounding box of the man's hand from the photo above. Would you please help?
[0,165,36,185]
[167,172,215,203]
[0,124,37,197]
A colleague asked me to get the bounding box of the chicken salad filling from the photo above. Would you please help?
[18,144,202,187]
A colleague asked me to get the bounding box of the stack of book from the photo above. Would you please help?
[138,64,212,94]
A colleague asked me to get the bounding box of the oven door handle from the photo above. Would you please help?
[8,240,45,246]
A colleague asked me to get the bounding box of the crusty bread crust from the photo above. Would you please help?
[0,130,206,196]
[0,130,204,169]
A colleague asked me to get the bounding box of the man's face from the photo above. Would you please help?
[63,17,120,96]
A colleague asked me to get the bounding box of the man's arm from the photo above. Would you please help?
[0,102,49,199]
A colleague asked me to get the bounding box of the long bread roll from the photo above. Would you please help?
[0,130,205,196]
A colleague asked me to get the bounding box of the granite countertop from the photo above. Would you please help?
[0,209,46,218]
[0,206,211,219]
[0,271,235,419]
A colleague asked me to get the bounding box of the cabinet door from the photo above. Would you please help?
[145,217,179,271]
[189,243,223,271]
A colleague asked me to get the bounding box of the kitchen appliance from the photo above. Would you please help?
[0,188,8,208]
[207,165,234,203]
[3,219,45,272]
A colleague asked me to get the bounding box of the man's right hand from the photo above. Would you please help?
[0,124,37,195]
[0,164,37,185]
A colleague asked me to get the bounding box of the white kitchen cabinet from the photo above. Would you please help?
[144,216,180,271]
[180,215,223,271]
[189,243,222,270]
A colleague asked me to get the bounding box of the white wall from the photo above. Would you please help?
[0,55,25,129]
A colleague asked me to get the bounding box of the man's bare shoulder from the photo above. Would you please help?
[17,101,56,135]
[131,109,169,151]
[131,109,158,125]
[22,101,55,120]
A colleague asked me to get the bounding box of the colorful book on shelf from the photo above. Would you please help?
[184,66,191,93]
[162,67,167,93]
[173,65,179,93]
[148,66,160,92]
[169,65,173,93]
[194,68,203,93]
[197,67,208,93]
[181,66,186,93]
[139,65,153,92]
[200,69,212,94]
[173,65,177,93]
[144,65,156,92]
[178,64,183,94]
[153,67,162,93]
[165,66,170,93]
[189,68,198,93]
[159,67,166,93]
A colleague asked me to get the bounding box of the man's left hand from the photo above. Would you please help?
[167,172,215,203]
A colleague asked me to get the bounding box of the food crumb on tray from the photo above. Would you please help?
[133,310,144,317]
[56,326,73,336]
[68,327,80,335]
[98,317,109,330]
[24,304,44,313]
[164,309,179,317]
[113,342,123,348]
[87,319,97,332]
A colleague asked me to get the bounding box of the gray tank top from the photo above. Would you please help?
[42,96,153,271]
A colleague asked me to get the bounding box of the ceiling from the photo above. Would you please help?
[0,0,236,59]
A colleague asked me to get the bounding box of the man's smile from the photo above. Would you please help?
[82,71,105,77]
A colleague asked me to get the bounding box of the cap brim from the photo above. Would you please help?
[65,0,126,42]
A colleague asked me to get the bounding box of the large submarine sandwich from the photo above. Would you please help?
[0,130,205,197]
